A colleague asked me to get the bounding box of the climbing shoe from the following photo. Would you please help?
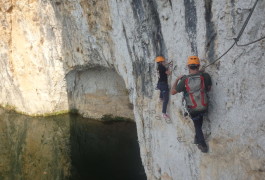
[162,113,172,124]
[197,144,208,153]
[162,113,170,119]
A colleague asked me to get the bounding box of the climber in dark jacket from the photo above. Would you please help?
[155,56,171,120]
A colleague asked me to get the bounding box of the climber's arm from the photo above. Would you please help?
[171,75,184,95]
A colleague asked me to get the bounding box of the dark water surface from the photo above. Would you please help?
[0,108,146,180]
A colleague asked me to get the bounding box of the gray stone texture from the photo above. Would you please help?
[0,0,265,179]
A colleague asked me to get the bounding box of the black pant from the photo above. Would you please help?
[191,113,206,146]
[157,82,169,114]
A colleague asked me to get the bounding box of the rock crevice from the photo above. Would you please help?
[0,0,265,179]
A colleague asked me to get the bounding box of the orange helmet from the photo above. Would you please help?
[155,56,165,62]
[187,56,200,65]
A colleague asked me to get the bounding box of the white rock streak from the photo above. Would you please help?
[0,0,264,179]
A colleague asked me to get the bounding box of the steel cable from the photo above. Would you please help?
[203,0,261,69]
[236,36,265,46]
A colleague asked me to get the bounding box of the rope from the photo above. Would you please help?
[203,42,236,68]
[234,0,259,42]
[236,36,265,46]
[203,0,261,69]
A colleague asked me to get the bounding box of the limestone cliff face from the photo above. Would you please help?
[0,0,265,179]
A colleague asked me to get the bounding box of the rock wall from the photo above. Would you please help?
[0,108,70,179]
[0,0,265,179]
[66,67,134,119]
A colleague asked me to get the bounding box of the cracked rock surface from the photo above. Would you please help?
[0,0,265,179]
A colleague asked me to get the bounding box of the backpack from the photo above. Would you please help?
[183,73,208,114]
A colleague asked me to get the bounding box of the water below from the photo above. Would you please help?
[0,108,146,180]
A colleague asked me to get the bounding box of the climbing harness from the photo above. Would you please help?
[203,0,264,69]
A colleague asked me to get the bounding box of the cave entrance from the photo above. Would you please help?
[65,67,146,179]
[66,67,134,120]
[69,115,147,180]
